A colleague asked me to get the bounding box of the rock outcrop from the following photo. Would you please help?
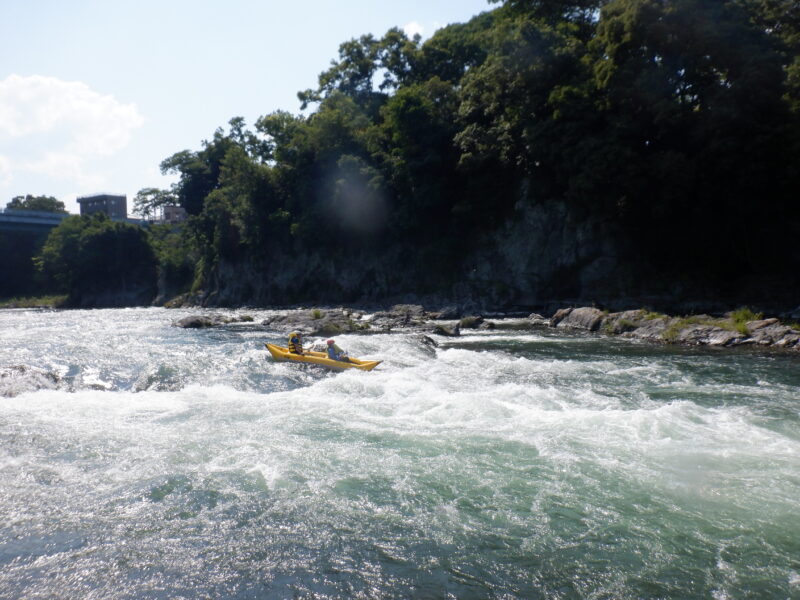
[173,314,254,328]
[261,308,369,336]
[553,307,605,332]
[546,307,800,351]
[745,320,800,347]
[1,365,61,397]
[169,303,799,352]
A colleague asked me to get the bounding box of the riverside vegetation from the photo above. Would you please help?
[4,0,800,320]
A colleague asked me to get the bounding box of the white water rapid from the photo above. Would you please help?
[1,308,798,598]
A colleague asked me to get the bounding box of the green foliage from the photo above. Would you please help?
[0,295,67,308]
[585,0,796,274]
[617,318,638,330]
[148,224,196,295]
[730,307,764,324]
[661,309,766,341]
[642,309,666,320]
[725,307,764,334]
[311,308,323,319]
[661,316,708,343]
[0,229,51,297]
[126,0,800,305]
[35,214,158,303]
[6,195,67,213]
[133,188,177,219]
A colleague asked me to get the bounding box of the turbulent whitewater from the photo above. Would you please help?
[1,308,798,599]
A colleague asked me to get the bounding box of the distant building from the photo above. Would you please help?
[161,205,187,224]
[77,194,127,220]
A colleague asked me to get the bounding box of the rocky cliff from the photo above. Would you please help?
[184,197,796,315]
[456,200,631,308]
[191,199,635,310]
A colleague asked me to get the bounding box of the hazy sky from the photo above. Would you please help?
[0,0,491,214]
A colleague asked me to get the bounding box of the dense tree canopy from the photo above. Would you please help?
[6,195,67,213]
[113,0,800,303]
[36,214,157,304]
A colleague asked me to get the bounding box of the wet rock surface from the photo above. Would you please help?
[1,365,62,397]
[173,314,255,328]
[171,303,799,353]
[554,307,605,332]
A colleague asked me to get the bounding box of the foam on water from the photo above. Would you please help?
[1,308,798,598]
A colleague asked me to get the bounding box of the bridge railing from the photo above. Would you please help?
[0,208,72,221]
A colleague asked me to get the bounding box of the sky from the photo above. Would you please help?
[0,0,491,215]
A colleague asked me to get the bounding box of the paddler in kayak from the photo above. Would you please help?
[326,339,350,363]
[287,331,305,355]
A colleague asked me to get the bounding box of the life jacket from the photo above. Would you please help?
[327,343,345,360]
[287,334,303,354]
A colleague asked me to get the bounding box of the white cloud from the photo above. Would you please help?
[0,74,144,192]
[403,21,424,39]
[23,152,105,188]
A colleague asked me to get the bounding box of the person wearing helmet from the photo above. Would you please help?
[326,339,349,362]
[287,331,305,354]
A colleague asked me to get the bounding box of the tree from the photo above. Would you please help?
[132,188,178,219]
[0,230,51,297]
[139,0,800,304]
[585,0,794,272]
[6,195,67,213]
[36,214,158,304]
[298,34,384,113]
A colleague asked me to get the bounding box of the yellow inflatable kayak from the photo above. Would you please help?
[265,343,382,372]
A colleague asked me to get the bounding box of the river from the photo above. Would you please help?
[1,308,798,599]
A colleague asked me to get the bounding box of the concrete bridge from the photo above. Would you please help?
[0,209,72,234]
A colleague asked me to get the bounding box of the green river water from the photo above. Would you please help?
[0,308,798,599]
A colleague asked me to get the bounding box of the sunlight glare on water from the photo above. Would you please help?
[0,308,798,598]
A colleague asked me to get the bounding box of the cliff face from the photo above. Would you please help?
[197,199,631,310]
[456,200,630,308]
[187,194,797,314]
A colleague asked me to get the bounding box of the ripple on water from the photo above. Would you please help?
[0,308,798,598]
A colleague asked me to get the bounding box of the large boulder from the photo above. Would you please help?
[173,315,225,328]
[675,325,746,347]
[601,309,648,334]
[173,314,253,328]
[528,313,548,326]
[368,305,432,331]
[413,334,439,355]
[459,316,485,329]
[555,307,605,332]
[625,317,674,341]
[262,308,367,336]
[431,323,461,337]
[747,322,800,346]
[549,307,574,327]
[745,318,779,332]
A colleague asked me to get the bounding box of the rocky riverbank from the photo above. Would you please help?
[550,307,800,350]
[173,304,800,352]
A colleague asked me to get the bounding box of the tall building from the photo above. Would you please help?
[77,194,127,220]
